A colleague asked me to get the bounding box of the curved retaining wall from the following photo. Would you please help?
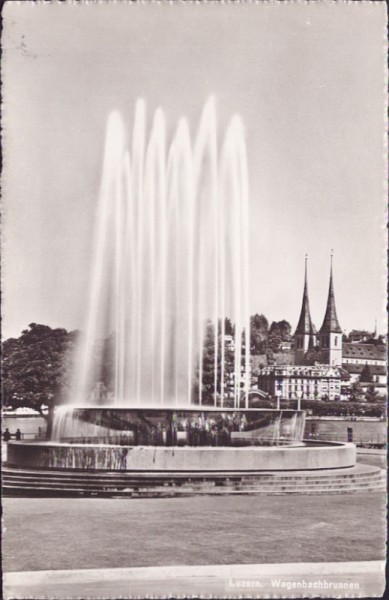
[6,440,356,472]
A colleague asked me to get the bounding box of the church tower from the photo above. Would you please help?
[319,253,342,366]
[294,256,316,364]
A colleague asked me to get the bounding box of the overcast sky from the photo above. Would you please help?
[2,1,387,340]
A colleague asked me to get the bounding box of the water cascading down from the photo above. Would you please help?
[71,97,250,409]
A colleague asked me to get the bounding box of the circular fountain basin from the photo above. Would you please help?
[7,439,356,472]
[6,408,356,472]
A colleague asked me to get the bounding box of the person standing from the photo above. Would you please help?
[3,429,11,442]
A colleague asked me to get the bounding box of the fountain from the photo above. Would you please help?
[72,97,251,409]
[5,99,358,494]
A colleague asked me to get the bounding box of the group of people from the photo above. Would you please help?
[184,412,247,446]
[114,412,250,447]
[3,428,22,442]
[187,418,230,446]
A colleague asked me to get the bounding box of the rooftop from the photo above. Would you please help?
[343,343,386,361]
[342,363,386,376]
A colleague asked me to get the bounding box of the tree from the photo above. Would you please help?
[304,345,322,365]
[2,323,79,438]
[223,317,234,337]
[193,320,235,405]
[365,385,380,403]
[360,364,373,383]
[349,380,364,403]
[347,329,371,343]
[268,320,292,352]
[195,321,217,403]
[250,314,268,354]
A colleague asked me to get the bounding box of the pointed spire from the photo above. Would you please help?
[319,251,342,334]
[295,255,315,335]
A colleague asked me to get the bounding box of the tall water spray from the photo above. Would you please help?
[72,98,250,408]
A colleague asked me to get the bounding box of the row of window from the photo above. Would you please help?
[343,359,381,365]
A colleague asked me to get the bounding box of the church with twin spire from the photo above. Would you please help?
[294,253,343,367]
[258,254,347,401]
[257,253,386,401]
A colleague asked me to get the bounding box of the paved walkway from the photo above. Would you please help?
[4,561,385,599]
[356,447,386,455]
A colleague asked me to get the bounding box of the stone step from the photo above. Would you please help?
[4,482,385,496]
[233,482,387,492]
[3,469,385,486]
[3,480,386,494]
[3,463,385,497]
[3,473,385,491]
[238,474,386,486]
[3,474,385,491]
[2,465,383,483]
[3,482,386,497]
[3,473,385,490]
[4,471,383,481]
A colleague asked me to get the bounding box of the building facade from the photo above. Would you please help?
[342,342,386,394]
[258,364,342,401]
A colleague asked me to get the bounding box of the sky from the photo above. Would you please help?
[2,1,387,340]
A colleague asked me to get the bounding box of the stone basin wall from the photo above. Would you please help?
[6,440,356,472]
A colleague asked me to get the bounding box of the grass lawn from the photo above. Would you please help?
[3,492,386,572]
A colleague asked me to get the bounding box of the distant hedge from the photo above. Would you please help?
[195,396,386,418]
[253,397,386,418]
[300,399,385,418]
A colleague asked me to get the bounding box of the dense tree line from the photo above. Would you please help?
[343,330,385,346]
[2,321,386,425]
